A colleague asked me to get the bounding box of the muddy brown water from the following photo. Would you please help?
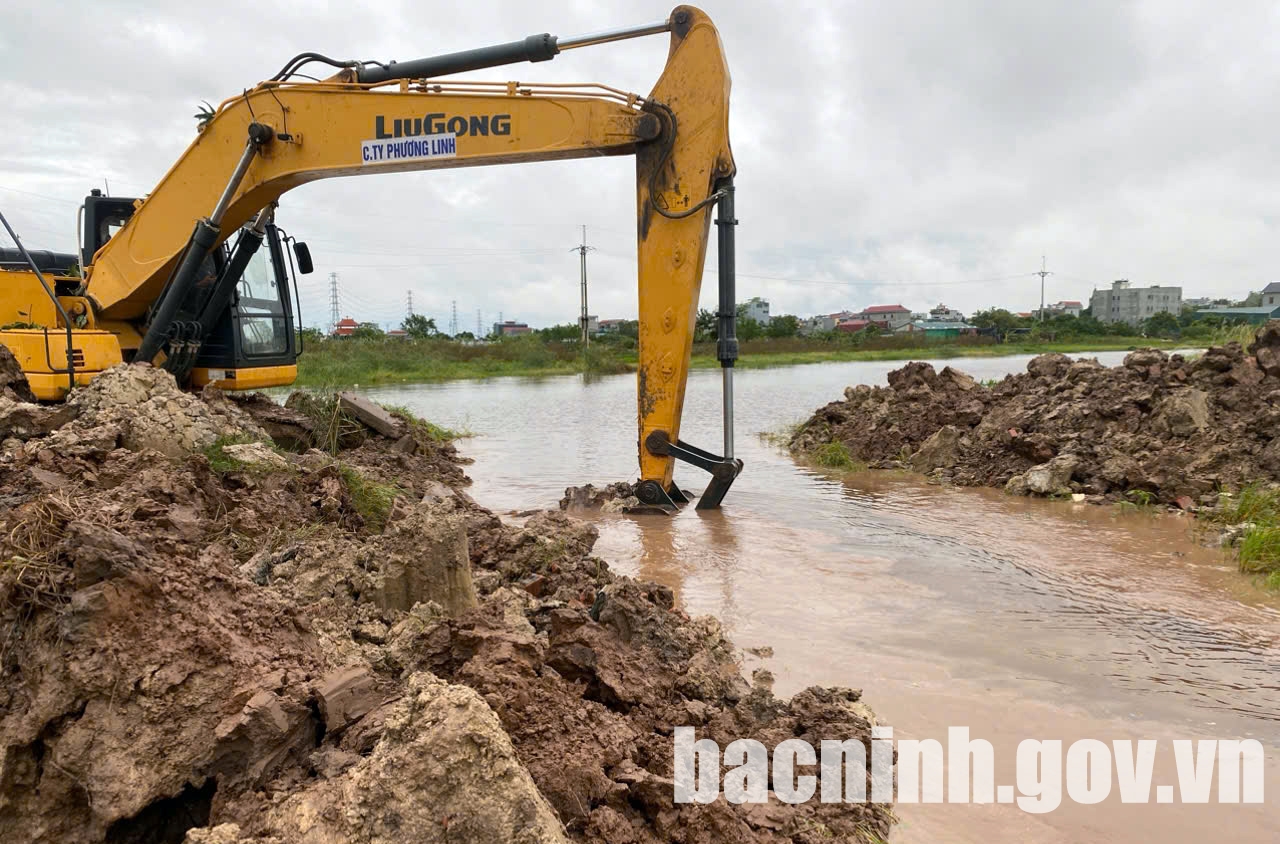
[362,351,1280,842]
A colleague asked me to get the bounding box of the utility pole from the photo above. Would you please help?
[574,225,595,347]
[406,290,414,317]
[328,272,340,333]
[449,300,458,337]
[1037,256,1052,322]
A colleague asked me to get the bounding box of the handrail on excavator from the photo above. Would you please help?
[0,208,76,395]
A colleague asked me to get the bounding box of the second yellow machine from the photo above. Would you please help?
[0,5,742,511]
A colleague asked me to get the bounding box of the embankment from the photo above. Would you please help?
[0,355,892,843]
[790,324,1280,507]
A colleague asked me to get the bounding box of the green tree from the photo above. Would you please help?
[401,313,437,339]
[1235,291,1263,307]
[970,308,1026,336]
[695,308,717,341]
[454,331,475,341]
[1142,311,1181,338]
[766,314,800,338]
[352,323,386,340]
[1072,314,1107,335]
[299,326,326,345]
[733,304,763,341]
[536,323,580,342]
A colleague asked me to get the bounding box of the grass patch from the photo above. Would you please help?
[1206,323,1260,347]
[1205,483,1280,575]
[1266,571,1280,590]
[338,465,404,532]
[1126,489,1156,507]
[296,335,634,387]
[385,405,468,442]
[1238,526,1280,574]
[812,441,863,470]
[1215,483,1280,526]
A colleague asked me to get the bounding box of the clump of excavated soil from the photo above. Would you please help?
[0,361,894,843]
[790,325,1280,505]
[559,481,639,512]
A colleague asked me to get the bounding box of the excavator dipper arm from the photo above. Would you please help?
[80,5,739,509]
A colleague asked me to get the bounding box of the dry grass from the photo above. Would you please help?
[0,491,106,665]
[286,390,365,455]
[5,493,78,562]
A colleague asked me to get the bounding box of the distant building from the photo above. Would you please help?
[1183,296,1215,309]
[799,315,834,335]
[597,318,627,334]
[1032,300,1082,319]
[896,320,978,338]
[835,319,871,333]
[492,320,531,337]
[1195,305,1280,325]
[1263,283,1280,309]
[1089,280,1182,327]
[799,311,857,336]
[582,315,599,335]
[387,329,408,339]
[744,296,771,324]
[332,317,359,337]
[857,304,913,331]
[928,303,965,321]
[1016,312,1034,319]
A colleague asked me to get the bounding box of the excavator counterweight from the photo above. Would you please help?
[0,5,741,511]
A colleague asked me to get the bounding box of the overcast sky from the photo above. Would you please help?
[5,1,1280,330]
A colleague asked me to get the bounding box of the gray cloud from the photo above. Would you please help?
[4,0,1280,330]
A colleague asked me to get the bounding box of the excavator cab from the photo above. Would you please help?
[188,222,304,390]
[83,191,308,390]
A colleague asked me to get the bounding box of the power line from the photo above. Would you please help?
[324,255,564,269]
[0,185,80,206]
[694,267,1036,289]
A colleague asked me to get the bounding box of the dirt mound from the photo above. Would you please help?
[559,482,638,512]
[791,330,1280,504]
[0,367,894,843]
[0,344,36,403]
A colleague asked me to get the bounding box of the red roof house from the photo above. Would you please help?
[856,304,913,329]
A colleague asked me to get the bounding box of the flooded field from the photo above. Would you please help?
[364,351,1279,842]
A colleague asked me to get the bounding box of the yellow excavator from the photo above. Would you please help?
[0,5,741,511]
